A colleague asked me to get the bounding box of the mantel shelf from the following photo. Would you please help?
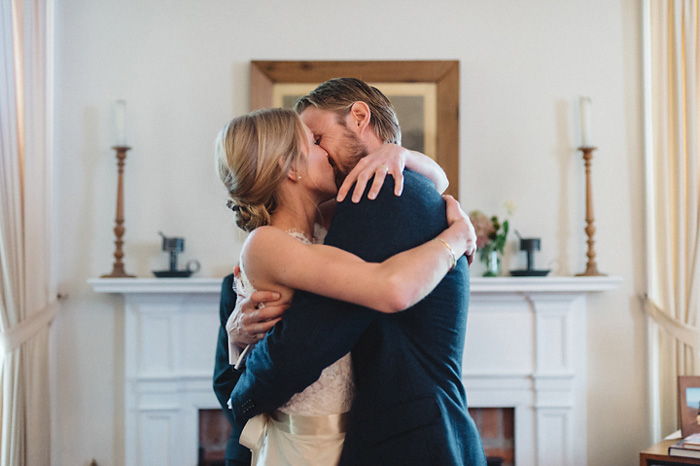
[88,275,622,295]
[469,275,622,293]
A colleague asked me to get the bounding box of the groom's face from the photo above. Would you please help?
[300,106,368,187]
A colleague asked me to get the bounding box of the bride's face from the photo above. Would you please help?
[300,123,338,198]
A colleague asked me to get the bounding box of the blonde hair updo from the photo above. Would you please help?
[215,108,307,232]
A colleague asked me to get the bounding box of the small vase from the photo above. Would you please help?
[483,250,501,277]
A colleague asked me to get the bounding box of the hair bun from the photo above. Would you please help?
[225,199,269,232]
[226,199,241,212]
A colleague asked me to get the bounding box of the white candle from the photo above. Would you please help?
[579,96,592,147]
[115,99,127,146]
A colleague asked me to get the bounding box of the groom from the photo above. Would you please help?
[229,78,486,465]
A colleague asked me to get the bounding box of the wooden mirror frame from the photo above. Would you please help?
[249,60,460,197]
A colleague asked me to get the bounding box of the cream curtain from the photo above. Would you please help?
[645,0,700,438]
[0,0,56,465]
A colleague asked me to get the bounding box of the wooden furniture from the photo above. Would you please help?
[640,439,700,466]
[101,145,135,278]
[575,146,604,277]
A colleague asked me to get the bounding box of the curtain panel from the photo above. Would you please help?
[0,0,56,465]
[645,0,700,439]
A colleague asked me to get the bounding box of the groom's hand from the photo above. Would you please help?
[228,292,287,346]
[227,266,288,346]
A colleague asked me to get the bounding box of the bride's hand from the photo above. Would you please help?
[443,195,477,266]
[337,143,407,203]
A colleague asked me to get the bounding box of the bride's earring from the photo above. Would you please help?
[288,169,302,182]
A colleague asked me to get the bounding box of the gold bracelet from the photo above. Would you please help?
[434,237,457,270]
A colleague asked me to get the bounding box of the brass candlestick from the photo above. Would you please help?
[102,146,135,278]
[576,146,605,276]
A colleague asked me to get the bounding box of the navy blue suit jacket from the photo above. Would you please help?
[213,274,251,465]
[230,171,486,465]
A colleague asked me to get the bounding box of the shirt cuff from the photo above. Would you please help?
[233,344,252,370]
[228,338,244,365]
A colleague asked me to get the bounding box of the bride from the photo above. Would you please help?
[215,108,472,466]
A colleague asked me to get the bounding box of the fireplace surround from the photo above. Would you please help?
[89,276,620,466]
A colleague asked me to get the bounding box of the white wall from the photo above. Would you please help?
[54,0,645,464]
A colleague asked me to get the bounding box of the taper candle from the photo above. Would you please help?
[115,99,127,146]
[579,96,592,147]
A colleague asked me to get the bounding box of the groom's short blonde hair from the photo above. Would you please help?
[294,78,402,145]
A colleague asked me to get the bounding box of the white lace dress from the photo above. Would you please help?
[232,226,355,466]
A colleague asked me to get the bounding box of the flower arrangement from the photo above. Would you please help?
[470,201,514,276]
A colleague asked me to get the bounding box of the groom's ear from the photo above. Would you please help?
[349,101,371,132]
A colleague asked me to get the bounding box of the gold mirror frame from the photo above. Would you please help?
[249,60,460,197]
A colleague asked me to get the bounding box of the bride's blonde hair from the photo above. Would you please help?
[215,108,307,232]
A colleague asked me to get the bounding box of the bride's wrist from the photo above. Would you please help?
[444,221,468,257]
[434,237,457,270]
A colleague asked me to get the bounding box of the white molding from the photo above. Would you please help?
[471,276,622,293]
[641,0,661,445]
[89,275,623,295]
[88,277,223,294]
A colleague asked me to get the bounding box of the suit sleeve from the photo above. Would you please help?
[212,274,253,464]
[212,274,240,426]
[229,171,448,423]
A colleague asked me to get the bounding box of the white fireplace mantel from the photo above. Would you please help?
[89,275,620,294]
[89,275,621,466]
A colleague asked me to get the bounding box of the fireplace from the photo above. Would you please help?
[198,406,514,465]
[90,276,619,465]
[198,409,230,466]
[470,408,515,466]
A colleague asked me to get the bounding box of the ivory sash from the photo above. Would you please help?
[239,410,348,464]
[269,410,348,435]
